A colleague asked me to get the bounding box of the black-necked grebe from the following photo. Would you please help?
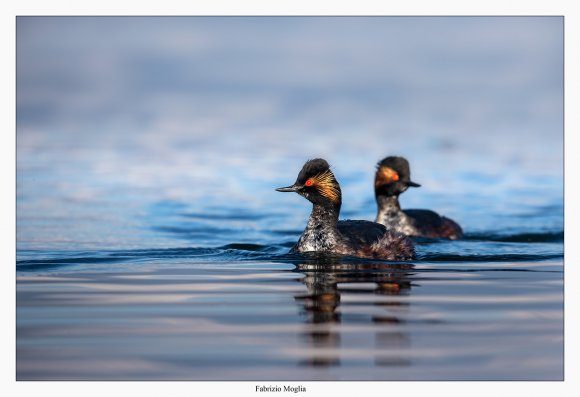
[374,156,463,240]
[276,158,415,260]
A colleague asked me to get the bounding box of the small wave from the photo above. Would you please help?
[181,212,272,221]
[464,231,563,243]
[218,243,270,251]
[16,247,222,272]
[153,226,238,236]
[418,252,563,262]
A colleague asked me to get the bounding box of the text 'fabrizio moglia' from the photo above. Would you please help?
[256,385,306,393]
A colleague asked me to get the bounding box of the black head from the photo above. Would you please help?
[374,156,421,197]
[276,158,341,207]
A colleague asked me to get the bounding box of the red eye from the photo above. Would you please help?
[305,179,313,187]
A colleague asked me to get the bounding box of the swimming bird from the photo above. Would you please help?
[374,156,463,239]
[276,158,415,260]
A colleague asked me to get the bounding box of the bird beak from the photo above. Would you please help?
[407,180,421,188]
[276,184,300,193]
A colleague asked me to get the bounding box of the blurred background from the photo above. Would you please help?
[16,16,563,251]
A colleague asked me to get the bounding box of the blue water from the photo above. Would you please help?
[16,16,563,381]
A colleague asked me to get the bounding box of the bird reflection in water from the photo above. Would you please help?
[293,256,415,368]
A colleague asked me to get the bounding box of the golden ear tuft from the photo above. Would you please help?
[312,169,340,203]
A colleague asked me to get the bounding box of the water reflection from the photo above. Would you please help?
[292,260,415,368]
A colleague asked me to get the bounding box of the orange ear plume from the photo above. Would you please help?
[375,167,400,187]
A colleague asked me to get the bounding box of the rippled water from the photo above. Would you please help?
[16,16,563,381]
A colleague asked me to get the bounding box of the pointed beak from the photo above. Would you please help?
[276,184,300,193]
[407,180,421,188]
